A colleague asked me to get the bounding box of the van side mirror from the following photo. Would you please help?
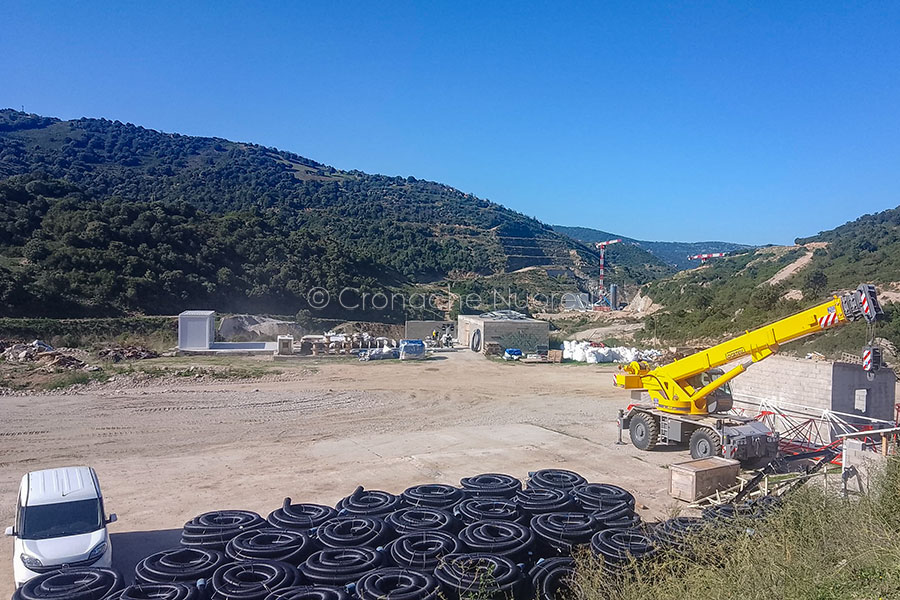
[4,526,13,536]
[106,514,117,524]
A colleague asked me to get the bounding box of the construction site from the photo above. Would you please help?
[4,3,900,596]
[1,270,899,600]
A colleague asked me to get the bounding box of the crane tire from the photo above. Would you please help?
[628,413,658,451]
[689,428,722,459]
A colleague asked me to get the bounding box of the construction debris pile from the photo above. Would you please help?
[98,346,160,362]
[562,340,663,364]
[0,340,93,372]
[12,468,784,600]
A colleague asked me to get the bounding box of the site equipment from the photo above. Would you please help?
[615,284,884,464]
[689,252,727,264]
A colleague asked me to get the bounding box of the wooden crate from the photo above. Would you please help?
[548,349,563,363]
[669,457,740,502]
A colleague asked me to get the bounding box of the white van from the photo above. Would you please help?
[5,466,117,587]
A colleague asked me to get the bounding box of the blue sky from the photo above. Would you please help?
[2,1,898,245]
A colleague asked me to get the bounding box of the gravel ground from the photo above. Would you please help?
[0,350,682,594]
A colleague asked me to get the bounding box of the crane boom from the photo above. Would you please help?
[615,284,883,415]
[689,252,727,264]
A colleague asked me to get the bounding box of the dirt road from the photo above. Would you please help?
[0,351,684,593]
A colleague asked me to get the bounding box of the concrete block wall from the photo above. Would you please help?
[831,362,896,422]
[456,315,549,353]
[729,355,896,442]
[730,355,834,412]
[405,320,455,340]
[485,320,549,353]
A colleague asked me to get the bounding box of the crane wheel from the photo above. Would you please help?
[689,427,722,459]
[629,413,658,451]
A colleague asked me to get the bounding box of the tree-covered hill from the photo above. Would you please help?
[0,109,677,317]
[0,174,397,317]
[637,203,900,355]
[554,225,751,271]
[795,206,900,293]
[0,109,595,281]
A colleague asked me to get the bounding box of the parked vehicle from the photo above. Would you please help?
[5,466,117,587]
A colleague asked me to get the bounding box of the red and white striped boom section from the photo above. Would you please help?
[689,252,727,264]
[595,239,622,292]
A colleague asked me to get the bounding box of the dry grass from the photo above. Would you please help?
[573,459,900,600]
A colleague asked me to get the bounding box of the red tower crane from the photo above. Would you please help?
[595,239,622,293]
[689,252,727,264]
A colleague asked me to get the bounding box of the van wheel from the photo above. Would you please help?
[629,413,658,451]
[690,428,722,459]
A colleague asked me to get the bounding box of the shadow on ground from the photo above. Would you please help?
[111,528,181,581]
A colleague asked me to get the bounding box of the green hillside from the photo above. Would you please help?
[0,175,393,318]
[0,109,676,318]
[795,207,900,291]
[639,221,900,356]
[0,109,561,279]
[554,225,751,270]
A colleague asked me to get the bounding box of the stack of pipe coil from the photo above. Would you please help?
[16,468,777,600]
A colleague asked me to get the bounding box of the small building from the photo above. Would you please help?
[457,311,549,354]
[177,310,276,355]
[178,310,216,350]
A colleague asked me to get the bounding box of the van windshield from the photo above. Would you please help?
[21,499,103,539]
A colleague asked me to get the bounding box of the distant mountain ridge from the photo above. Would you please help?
[553,225,752,271]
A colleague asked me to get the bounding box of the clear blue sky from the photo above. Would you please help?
[3,2,898,245]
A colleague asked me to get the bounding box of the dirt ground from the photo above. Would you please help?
[0,350,687,593]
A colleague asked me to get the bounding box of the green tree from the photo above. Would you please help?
[804,269,828,295]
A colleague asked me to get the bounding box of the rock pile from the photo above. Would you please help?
[0,340,92,371]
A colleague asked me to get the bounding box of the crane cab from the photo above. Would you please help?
[687,369,733,414]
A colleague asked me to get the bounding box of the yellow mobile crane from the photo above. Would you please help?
[615,284,883,464]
